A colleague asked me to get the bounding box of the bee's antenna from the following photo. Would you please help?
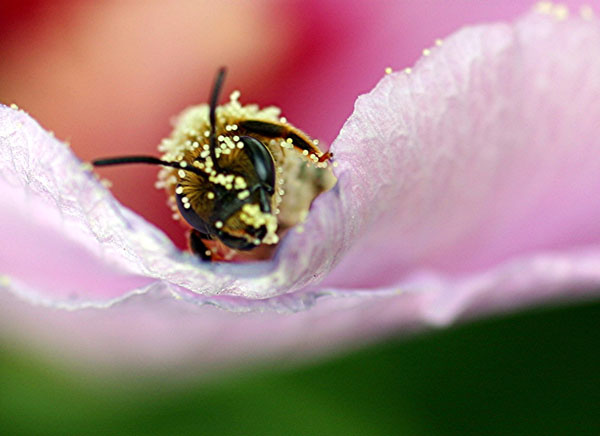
[209,67,227,168]
[92,155,206,177]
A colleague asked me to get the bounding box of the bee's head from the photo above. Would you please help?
[175,135,278,251]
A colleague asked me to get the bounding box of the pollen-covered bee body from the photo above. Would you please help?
[157,90,335,260]
[92,68,335,262]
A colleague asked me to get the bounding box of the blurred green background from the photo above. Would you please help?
[2,299,599,436]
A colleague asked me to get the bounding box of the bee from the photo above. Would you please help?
[93,68,335,261]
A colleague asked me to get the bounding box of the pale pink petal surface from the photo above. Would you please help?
[1,8,600,370]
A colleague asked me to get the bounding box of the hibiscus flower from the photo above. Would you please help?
[1,4,599,371]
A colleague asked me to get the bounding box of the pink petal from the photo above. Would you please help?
[2,7,600,370]
[325,8,600,288]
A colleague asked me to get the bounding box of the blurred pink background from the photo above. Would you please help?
[0,0,587,248]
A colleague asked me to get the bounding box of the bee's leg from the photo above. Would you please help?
[239,120,332,161]
[187,229,213,261]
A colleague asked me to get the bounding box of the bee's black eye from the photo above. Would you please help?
[239,136,275,193]
[175,189,211,234]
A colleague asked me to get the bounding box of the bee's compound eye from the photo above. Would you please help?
[175,187,211,234]
[239,136,275,193]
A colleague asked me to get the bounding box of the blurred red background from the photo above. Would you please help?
[0,0,582,248]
